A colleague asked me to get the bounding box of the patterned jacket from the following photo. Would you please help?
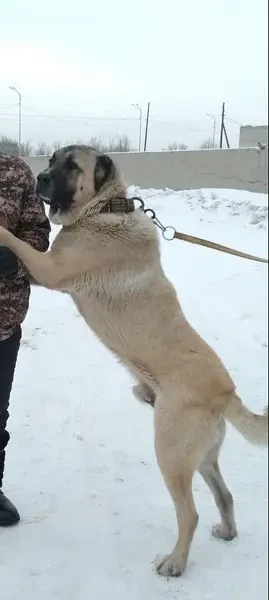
[0,154,51,341]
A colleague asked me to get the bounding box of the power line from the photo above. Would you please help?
[0,114,139,122]
[225,114,243,126]
[1,102,217,131]
[0,103,17,109]
[0,113,213,133]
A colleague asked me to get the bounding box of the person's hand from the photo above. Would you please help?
[0,246,18,279]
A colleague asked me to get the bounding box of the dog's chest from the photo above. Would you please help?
[70,289,124,356]
[70,267,153,351]
[71,266,152,301]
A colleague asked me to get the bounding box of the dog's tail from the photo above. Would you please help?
[224,393,268,446]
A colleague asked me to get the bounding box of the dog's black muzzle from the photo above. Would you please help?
[36,172,53,206]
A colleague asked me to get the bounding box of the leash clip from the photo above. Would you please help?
[144,208,176,241]
[131,197,176,241]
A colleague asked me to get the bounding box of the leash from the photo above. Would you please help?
[130,197,268,265]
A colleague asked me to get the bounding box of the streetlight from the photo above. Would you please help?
[131,103,142,152]
[206,113,216,147]
[9,86,22,155]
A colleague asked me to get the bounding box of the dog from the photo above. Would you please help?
[0,145,267,577]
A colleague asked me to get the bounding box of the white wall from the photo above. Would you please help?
[239,125,268,148]
[26,147,268,195]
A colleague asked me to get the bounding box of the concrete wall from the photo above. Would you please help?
[239,125,268,148]
[26,147,268,195]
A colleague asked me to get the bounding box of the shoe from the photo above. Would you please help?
[0,490,20,526]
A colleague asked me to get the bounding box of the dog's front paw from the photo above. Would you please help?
[156,554,186,578]
[211,523,237,541]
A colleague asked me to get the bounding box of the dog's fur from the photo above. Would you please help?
[0,145,267,577]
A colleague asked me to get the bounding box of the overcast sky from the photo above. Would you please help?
[0,0,268,151]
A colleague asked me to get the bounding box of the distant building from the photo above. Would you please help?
[239,125,268,148]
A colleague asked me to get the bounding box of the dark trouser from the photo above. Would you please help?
[0,327,21,488]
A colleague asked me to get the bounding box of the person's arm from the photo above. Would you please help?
[16,164,51,253]
[0,162,51,283]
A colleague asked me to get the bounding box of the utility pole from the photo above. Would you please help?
[206,113,216,147]
[131,103,142,151]
[219,102,225,148]
[9,86,22,155]
[144,102,151,152]
[219,102,230,148]
[223,124,230,148]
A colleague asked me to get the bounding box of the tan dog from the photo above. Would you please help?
[0,145,267,578]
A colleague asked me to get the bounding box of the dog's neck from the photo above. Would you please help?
[100,196,135,214]
[88,181,136,216]
[74,182,136,227]
[99,181,135,214]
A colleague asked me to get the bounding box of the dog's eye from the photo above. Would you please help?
[65,156,78,170]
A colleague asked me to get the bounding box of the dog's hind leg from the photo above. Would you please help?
[156,464,198,577]
[199,419,237,541]
[154,402,216,577]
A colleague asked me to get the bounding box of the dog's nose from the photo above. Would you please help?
[37,172,50,184]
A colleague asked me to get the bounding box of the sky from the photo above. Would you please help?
[0,0,268,151]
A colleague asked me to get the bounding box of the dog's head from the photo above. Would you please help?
[36,145,119,225]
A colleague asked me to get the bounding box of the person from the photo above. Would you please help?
[0,153,50,526]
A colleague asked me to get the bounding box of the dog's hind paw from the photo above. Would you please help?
[211,523,238,541]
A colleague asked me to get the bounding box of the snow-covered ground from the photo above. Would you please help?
[1,187,268,600]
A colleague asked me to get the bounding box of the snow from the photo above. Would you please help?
[0,187,268,600]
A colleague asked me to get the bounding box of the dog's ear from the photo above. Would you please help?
[94,154,115,193]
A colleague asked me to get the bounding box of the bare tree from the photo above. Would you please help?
[167,141,188,151]
[0,137,33,156]
[87,136,104,151]
[105,135,133,152]
[0,136,19,155]
[88,135,133,153]
[20,141,34,156]
[34,142,52,156]
[52,140,62,151]
[1,135,134,158]
[199,137,217,149]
